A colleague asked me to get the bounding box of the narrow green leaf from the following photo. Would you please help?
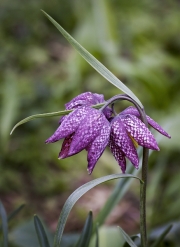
[118,227,138,247]
[34,215,50,247]
[93,149,155,231]
[75,211,93,247]
[7,204,25,222]
[123,234,140,247]
[10,109,71,135]
[0,204,25,234]
[95,224,99,247]
[93,163,139,230]
[150,225,172,247]
[10,103,104,135]
[42,10,143,108]
[0,201,8,247]
[54,174,143,247]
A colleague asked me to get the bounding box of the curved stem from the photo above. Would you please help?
[101,95,149,247]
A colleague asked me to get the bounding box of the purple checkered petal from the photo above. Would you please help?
[93,93,105,104]
[103,107,113,120]
[58,134,74,159]
[65,92,96,110]
[110,118,139,169]
[45,106,90,143]
[68,109,109,156]
[109,140,126,173]
[59,92,112,123]
[120,114,159,150]
[121,106,171,138]
[87,122,111,174]
[65,99,92,110]
[58,115,67,125]
[146,115,171,138]
[120,106,139,117]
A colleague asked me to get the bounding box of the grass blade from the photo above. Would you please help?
[7,204,25,222]
[150,225,172,247]
[93,164,138,230]
[95,224,99,247]
[10,103,104,135]
[53,173,143,247]
[118,227,138,247]
[34,215,50,247]
[75,211,93,247]
[42,10,143,108]
[0,201,8,247]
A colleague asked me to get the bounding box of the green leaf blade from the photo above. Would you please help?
[0,201,8,247]
[34,215,50,247]
[42,10,143,108]
[10,109,71,135]
[53,173,142,247]
[150,225,172,247]
[7,204,25,222]
[10,103,104,135]
[118,227,138,247]
[75,211,93,247]
[95,224,99,247]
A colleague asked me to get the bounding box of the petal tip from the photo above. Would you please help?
[87,168,92,175]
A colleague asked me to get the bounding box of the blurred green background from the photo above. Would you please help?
[0,0,180,245]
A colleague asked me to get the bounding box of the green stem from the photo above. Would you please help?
[140,108,149,247]
[140,148,149,247]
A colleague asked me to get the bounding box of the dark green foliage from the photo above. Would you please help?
[0,201,8,247]
[75,211,93,247]
[34,215,50,247]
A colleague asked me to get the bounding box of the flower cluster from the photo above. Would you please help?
[46,92,170,174]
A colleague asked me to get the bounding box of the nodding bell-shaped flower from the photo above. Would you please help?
[46,92,171,174]
[120,106,171,138]
[109,106,171,173]
[46,106,111,174]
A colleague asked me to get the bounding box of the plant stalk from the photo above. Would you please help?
[140,147,149,247]
[139,108,149,247]
[101,95,149,246]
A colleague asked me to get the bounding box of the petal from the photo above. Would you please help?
[121,106,171,138]
[87,122,111,174]
[146,115,171,138]
[102,106,113,120]
[65,99,92,110]
[92,93,105,104]
[68,109,109,156]
[45,106,90,143]
[120,114,160,150]
[65,92,96,110]
[58,134,74,159]
[58,115,67,125]
[120,106,139,117]
[110,118,139,169]
[109,140,126,173]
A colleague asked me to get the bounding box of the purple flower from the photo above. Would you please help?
[46,106,111,174]
[59,92,112,124]
[46,92,170,175]
[120,106,171,138]
[109,107,171,173]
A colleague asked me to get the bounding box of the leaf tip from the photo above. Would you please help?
[10,128,14,135]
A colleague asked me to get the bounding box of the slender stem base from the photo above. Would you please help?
[140,147,149,247]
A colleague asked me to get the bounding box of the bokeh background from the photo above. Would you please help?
[1,0,180,245]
